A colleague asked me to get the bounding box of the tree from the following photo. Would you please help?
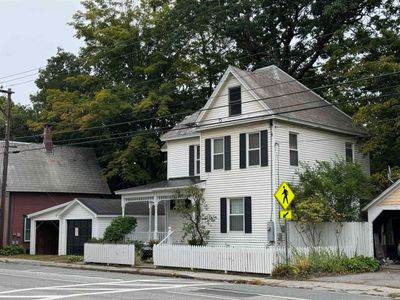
[172,185,216,245]
[295,159,373,222]
[293,193,341,247]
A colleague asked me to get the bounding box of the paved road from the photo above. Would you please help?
[0,263,388,299]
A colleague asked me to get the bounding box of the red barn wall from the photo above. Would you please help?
[8,192,104,248]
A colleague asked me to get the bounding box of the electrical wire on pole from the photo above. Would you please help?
[0,88,13,246]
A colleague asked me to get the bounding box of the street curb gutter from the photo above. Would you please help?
[0,258,399,299]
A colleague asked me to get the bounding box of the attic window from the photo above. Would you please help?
[229,86,241,116]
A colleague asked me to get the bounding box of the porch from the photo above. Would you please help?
[115,177,205,244]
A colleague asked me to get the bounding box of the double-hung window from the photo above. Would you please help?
[23,216,31,242]
[289,133,298,166]
[195,145,200,175]
[248,133,260,166]
[229,87,242,116]
[345,142,354,163]
[229,198,244,231]
[213,138,224,170]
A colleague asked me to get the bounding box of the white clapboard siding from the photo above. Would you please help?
[201,73,265,123]
[167,137,200,179]
[288,222,371,256]
[84,243,135,266]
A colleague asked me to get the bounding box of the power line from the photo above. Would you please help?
[13,70,400,141]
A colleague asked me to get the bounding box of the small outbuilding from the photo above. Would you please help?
[28,198,165,256]
[363,179,400,261]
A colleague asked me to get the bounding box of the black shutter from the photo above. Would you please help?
[189,145,195,176]
[224,136,231,170]
[205,139,211,172]
[239,133,246,168]
[261,130,268,167]
[220,198,227,233]
[244,197,252,233]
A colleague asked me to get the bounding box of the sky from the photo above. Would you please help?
[0,0,84,106]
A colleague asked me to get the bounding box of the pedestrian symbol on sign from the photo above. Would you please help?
[274,182,295,210]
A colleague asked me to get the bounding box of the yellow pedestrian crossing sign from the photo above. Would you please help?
[274,182,295,209]
[280,210,293,220]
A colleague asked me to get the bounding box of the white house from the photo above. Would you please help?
[28,198,165,255]
[116,65,370,246]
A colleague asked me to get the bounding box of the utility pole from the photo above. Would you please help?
[0,88,13,246]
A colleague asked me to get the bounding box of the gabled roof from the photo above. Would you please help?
[363,179,400,211]
[161,65,367,140]
[1,142,110,194]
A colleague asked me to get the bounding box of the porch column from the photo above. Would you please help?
[148,201,152,241]
[121,198,126,217]
[153,196,159,240]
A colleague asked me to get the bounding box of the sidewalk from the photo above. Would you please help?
[0,257,399,299]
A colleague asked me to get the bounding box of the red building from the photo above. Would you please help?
[1,138,110,249]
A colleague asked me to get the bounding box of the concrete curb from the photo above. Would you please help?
[1,258,399,298]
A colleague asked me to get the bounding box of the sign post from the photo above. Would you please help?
[274,182,295,265]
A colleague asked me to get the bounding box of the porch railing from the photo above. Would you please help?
[125,231,169,243]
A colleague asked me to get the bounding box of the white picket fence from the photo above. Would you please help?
[84,243,135,266]
[288,222,371,256]
[154,244,364,274]
[154,244,278,274]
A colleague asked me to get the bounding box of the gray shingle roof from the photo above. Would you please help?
[161,110,200,141]
[115,177,203,194]
[1,142,110,194]
[230,65,367,136]
[77,198,164,215]
[161,65,366,140]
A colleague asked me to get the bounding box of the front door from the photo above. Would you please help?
[67,219,92,255]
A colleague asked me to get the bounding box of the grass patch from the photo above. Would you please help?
[0,254,75,263]
[388,292,400,299]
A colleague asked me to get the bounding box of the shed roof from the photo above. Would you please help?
[1,142,110,194]
[115,177,204,195]
[77,198,164,215]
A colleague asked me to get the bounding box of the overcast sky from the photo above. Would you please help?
[0,0,83,106]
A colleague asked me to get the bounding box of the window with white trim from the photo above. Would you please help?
[195,145,200,175]
[229,198,244,231]
[289,132,298,166]
[345,142,354,163]
[248,132,260,166]
[23,216,31,242]
[213,138,224,170]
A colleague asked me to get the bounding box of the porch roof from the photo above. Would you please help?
[115,177,204,195]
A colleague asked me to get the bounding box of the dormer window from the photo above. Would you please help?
[229,86,241,116]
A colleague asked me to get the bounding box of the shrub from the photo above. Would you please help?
[87,238,104,244]
[272,264,296,278]
[103,216,137,242]
[0,245,26,256]
[345,256,380,273]
[67,255,83,263]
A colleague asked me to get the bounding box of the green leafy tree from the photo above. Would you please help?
[172,185,216,245]
[295,159,373,222]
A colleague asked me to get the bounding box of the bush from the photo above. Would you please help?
[272,264,296,278]
[346,256,380,273]
[0,245,26,256]
[87,238,104,244]
[67,255,83,263]
[103,216,137,242]
[272,248,380,278]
